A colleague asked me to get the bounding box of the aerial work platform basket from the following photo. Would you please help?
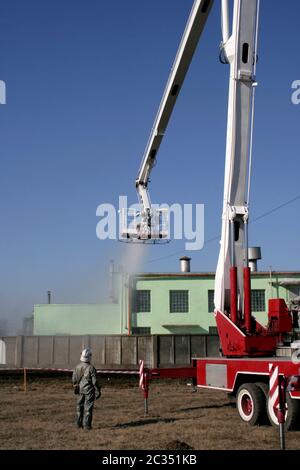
[119,207,169,243]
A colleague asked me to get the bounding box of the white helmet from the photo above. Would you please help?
[80,347,92,363]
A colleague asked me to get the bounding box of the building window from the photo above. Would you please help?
[208,289,265,312]
[131,327,151,335]
[169,290,189,313]
[208,290,214,313]
[135,290,151,312]
[251,289,265,312]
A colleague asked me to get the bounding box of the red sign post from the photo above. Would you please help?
[269,363,287,450]
[139,359,149,414]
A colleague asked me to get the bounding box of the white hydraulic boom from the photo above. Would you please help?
[124,0,260,328]
[214,0,259,323]
[134,0,213,241]
[120,0,214,242]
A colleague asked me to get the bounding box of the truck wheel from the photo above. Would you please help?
[267,392,300,430]
[236,383,266,425]
[256,382,268,397]
[255,382,269,424]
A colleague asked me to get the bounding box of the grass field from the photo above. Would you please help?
[0,374,299,450]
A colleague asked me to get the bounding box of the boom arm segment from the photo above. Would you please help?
[134,0,214,238]
[214,0,259,321]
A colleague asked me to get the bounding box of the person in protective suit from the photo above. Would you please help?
[72,347,101,430]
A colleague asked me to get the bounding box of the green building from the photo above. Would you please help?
[33,270,300,336]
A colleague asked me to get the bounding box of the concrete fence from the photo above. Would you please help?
[0,334,220,370]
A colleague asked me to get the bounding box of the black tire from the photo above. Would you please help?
[236,383,266,426]
[266,391,300,431]
[256,382,268,396]
[255,382,269,424]
[256,381,300,430]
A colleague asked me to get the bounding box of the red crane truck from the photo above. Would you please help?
[122,0,300,429]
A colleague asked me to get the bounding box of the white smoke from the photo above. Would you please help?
[119,242,149,275]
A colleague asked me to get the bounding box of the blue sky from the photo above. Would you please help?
[0,0,299,332]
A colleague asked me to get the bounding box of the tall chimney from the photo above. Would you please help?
[180,256,191,273]
[248,247,262,272]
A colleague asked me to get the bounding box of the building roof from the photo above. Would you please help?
[132,271,300,279]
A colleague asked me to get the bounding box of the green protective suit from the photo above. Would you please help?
[72,361,101,429]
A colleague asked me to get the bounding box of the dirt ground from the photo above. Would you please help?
[0,374,300,450]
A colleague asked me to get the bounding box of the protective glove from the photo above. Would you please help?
[95,389,101,400]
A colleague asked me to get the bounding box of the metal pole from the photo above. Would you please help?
[127,276,131,335]
[277,376,287,450]
[279,422,285,451]
[23,367,27,393]
[269,266,273,299]
[144,372,149,415]
[144,393,148,415]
